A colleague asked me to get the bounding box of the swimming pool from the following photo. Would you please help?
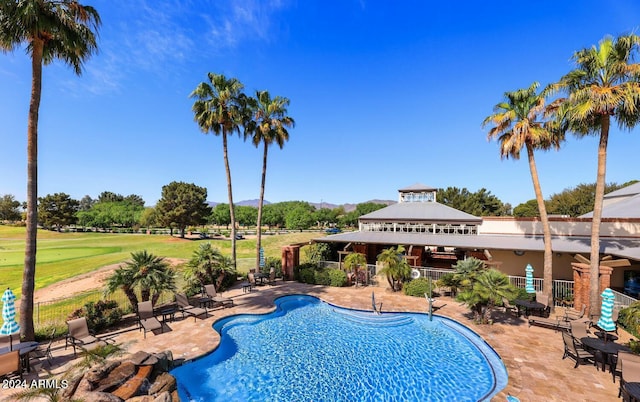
[171,295,508,401]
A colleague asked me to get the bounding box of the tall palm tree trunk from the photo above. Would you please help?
[222,130,237,268]
[21,40,45,342]
[526,145,554,312]
[589,116,610,317]
[256,144,269,270]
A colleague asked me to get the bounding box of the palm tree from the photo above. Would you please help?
[0,0,101,341]
[376,246,412,291]
[184,242,235,293]
[482,82,562,312]
[247,90,295,271]
[343,252,367,285]
[105,250,176,310]
[191,73,246,269]
[554,34,640,316]
[457,269,518,324]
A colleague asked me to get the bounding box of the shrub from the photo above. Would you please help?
[294,262,317,282]
[403,278,435,297]
[328,269,347,287]
[618,301,640,339]
[68,300,123,332]
[299,267,316,284]
[314,269,331,286]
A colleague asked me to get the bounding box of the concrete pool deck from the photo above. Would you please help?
[3,281,630,401]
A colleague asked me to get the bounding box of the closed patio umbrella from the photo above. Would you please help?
[0,288,20,336]
[525,264,536,295]
[596,288,616,332]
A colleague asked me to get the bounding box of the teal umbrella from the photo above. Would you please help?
[259,247,265,269]
[0,288,20,335]
[596,288,616,332]
[525,264,536,294]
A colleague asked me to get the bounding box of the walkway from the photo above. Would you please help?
[2,281,630,401]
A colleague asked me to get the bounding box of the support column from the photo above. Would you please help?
[571,262,614,317]
[281,245,300,281]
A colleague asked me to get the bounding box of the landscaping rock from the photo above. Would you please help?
[152,391,173,402]
[148,372,177,396]
[87,361,121,385]
[124,396,154,402]
[83,391,124,402]
[111,365,154,400]
[95,361,136,392]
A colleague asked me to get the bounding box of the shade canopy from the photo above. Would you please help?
[0,288,20,335]
[596,288,617,332]
[525,264,536,294]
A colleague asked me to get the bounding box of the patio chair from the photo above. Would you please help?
[561,330,596,368]
[175,293,208,321]
[33,328,56,367]
[204,284,234,308]
[137,301,163,338]
[535,292,550,317]
[0,334,11,350]
[267,269,276,286]
[619,350,640,399]
[0,350,21,380]
[569,318,596,345]
[563,304,587,321]
[501,297,517,316]
[65,317,109,356]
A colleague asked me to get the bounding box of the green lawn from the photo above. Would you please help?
[0,226,322,298]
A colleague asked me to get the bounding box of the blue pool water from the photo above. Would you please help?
[171,295,507,401]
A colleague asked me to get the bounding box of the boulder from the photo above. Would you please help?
[124,396,154,402]
[95,361,136,392]
[152,391,173,402]
[111,365,153,400]
[80,391,123,402]
[86,361,121,385]
[148,372,177,396]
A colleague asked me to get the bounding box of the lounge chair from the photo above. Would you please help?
[0,350,21,380]
[528,315,570,331]
[137,301,163,338]
[502,297,517,316]
[65,317,109,356]
[561,330,596,368]
[619,350,640,399]
[204,284,234,308]
[175,293,208,321]
[535,292,550,317]
[563,304,587,321]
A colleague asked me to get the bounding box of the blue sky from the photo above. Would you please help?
[2,0,640,208]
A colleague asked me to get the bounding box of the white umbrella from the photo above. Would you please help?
[1,288,20,335]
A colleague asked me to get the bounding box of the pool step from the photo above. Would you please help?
[332,309,414,327]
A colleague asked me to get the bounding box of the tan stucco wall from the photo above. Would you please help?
[488,250,575,281]
[480,217,640,238]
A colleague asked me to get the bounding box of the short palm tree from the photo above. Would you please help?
[184,242,235,293]
[483,82,562,311]
[554,34,640,316]
[191,73,247,269]
[105,250,176,310]
[0,0,101,342]
[247,90,295,271]
[452,257,487,290]
[343,252,367,285]
[376,246,412,291]
[457,269,518,324]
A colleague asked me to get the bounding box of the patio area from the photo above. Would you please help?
[1,281,631,401]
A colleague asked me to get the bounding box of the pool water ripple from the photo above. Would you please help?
[172,295,507,401]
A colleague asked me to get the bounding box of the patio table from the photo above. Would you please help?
[514,299,546,317]
[0,341,39,372]
[580,337,631,372]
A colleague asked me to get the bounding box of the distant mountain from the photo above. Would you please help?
[208,199,394,211]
